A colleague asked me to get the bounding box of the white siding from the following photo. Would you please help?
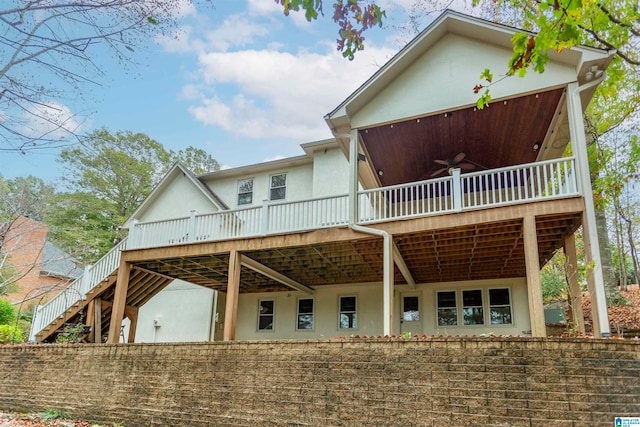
[351,33,576,129]
[136,173,219,223]
[232,278,530,340]
[311,147,350,197]
[202,163,315,208]
[133,280,217,343]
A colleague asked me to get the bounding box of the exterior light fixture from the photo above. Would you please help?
[584,65,604,81]
[532,142,540,151]
[377,169,384,176]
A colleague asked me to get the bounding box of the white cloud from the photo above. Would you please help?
[204,14,269,51]
[187,44,396,141]
[18,101,84,141]
[246,0,283,16]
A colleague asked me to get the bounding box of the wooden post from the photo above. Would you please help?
[95,298,102,343]
[523,215,546,337]
[564,233,585,334]
[85,300,96,343]
[223,250,241,341]
[107,261,131,344]
[581,213,603,337]
[124,306,139,343]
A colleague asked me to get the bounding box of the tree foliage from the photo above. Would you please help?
[0,0,207,153]
[472,0,640,109]
[275,0,385,60]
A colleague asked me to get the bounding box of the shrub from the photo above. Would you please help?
[0,324,24,343]
[0,298,16,325]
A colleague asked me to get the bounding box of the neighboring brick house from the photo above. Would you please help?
[1,217,84,307]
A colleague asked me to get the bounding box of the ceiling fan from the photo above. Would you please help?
[430,152,476,177]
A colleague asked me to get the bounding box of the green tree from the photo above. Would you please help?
[171,146,220,175]
[59,128,171,219]
[45,192,121,263]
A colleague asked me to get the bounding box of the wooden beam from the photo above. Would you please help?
[564,233,585,334]
[523,215,546,337]
[124,306,139,343]
[240,254,314,295]
[107,261,131,344]
[392,242,415,289]
[223,250,241,341]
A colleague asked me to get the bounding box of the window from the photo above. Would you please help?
[462,290,484,325]
[403,296,419,321]
[270,173,286,201]
[489,288,513,325]
[258,300,274,331]
[297,298,314,330]
[238,178,253,205]
[339,296,357,329]
[437,291,457,326]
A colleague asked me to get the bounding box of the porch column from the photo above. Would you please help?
[566,82,610,336]
[223,249,241,341]
[107,261,131,344]
[348,128,359,224]
[383,233,395,336]
[523,215,546,337]
[564,233,586,334]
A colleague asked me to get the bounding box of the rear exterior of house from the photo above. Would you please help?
[30,11,613,344]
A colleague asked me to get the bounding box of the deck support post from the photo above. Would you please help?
[564,233,586,334]
[223,249,241,341]
[567,82,609,336]
[94,298,102,343]
[107,261,131,344]
[85,300,96,343]
[523,215,546,337]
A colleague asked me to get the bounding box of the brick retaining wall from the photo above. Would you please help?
[0,338,638,426]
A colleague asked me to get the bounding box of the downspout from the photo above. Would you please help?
[566,72,610,336]
[338,130,395,336]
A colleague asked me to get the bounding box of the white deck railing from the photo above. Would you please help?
[29,237,129,342]
[30,158,577,340]
[127,194,350,249]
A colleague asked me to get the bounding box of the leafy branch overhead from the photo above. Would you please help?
[471,0,640,108]
[275,0,385,60]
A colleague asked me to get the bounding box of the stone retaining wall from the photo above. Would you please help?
[0,338,639,426]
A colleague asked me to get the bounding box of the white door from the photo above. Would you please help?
[400,295,423,335]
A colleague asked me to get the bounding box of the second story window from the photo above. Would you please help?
[238,178,253,206]
[270,173,286,201]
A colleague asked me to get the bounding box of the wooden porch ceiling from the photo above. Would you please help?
[125,210,582,292]
[361,88,565,186]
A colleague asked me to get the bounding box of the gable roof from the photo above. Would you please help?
[325,9,614,132]
[123,163,228,229]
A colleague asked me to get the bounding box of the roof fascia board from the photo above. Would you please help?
[199,154,312,180]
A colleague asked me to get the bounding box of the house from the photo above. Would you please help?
[1,217,84,308]
[30,10,614,343]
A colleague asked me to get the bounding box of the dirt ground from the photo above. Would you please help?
[0,412,94,427]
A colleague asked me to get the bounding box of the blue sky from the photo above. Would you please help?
[0,0,461,184]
